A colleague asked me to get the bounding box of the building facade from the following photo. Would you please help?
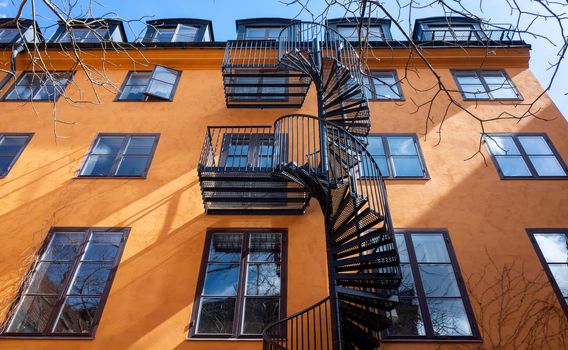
[0,16,567,350]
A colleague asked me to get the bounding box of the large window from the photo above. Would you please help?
[0,133,33,177]
[335,25,384,41]
[78,134,159,178]
[366,134,428,178]
[117,65,181,101]
[485,133,567,178]
[3,71,73,101]
[56,27,110,43]
[230,72,288,102]
[364,70,403,100]
[528,229,568,315]
[385,230,479,340]
[1,227,129,337]
[219,133,274,170]
[190,229,286,338]
[452,70,521,100]
[244,27,284,40]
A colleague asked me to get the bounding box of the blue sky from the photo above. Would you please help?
[1,0,566,118]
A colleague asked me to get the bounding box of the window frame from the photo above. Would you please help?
[189,228,288,339]
[383,229,481,342]
[366,134,429,179]
[365,70,404,101]
[484,133,568,180]
[76,133,160,179]
[0,133,34,178]
[2,71,75,102]
[451,69,523,101]
[0,226,130,339]
[115,67,182,102]
[527,228,568,317]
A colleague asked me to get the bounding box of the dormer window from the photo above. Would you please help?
[413,17,484,42]
[50,19,126,43]
[236,18,295,40]
[327,18,392,42]
[0,28,20,43]
[142,19,213,43]
[0,19,42,43]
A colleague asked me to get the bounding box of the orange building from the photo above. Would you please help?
[0,16,567,350]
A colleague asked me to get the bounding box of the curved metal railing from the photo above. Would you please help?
[263,297,332,350]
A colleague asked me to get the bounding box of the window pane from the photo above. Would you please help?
[84,233,122,261]
[6,85,33,100]
[387,137,418,155]
[550,265,568,297]
[80,155,116,176]
[125,72,152,85]
[145,80,174,100]
[153,28,176,42]
[488,85,518,99]
[53,296,100,333]
[242,298,279,334]
[92,137,124,155]
[374,156,390,177]
[43,233,85,261]
[124,137,156,155]
[203,264,240,296]
[249,233,281,262]
[70,262,112,295]
[485,136,519,155]
[399,264,417,296]
[152,66,178,84]
[367,137,385,156]
[209,234,243,262]
[419,264,461,297]
[395,234,409,263]
[115,156,150,177]
[197,297,236,334]
[175,25,199,42]
[387,298,425,336]
[518,136,552,155]
[6,296,58,333]
[481,72,507,85]
[0,136,28,154]
[0,156,14,174]
[119,84,146,100]
[495,156,532,177]
[27,262,72,294]
[392,156,423,177]
[455,72,482,86]
[246,263,280,296]
[411,234,450,263]
[534,234,568,263]
[528,156,566,176]
[427,298,473,336]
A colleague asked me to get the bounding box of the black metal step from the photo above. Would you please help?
[339,301,391,332]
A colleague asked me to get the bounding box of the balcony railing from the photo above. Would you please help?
[223,40,280,68]
[416,25,521,45]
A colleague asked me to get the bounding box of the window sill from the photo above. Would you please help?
[187,337,263,341]
[498,176,568,180]
[0,335,95,340]
[382,337,483,343]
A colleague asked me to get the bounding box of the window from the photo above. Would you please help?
[335,25,384,41]
[365,135,428,178]
[245,27,284,40]
[453,70,521,100]
[528,229,568,315]
[219,133,274,169]
[152,24,199,42]
[425,24,477,41]
[0,28,21,43]
[0,133,33,177]
[57,27,110,43]
[3,71,73,101]
[1,227,129,337]
[364,71,403,100]
[117,66,181,101]
[230,72,288,102]
[385,230,479,339]
[78,134,159,178]
[485,134,567,178]
[190,230,286,338]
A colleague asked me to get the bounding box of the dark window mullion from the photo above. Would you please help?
[108,135,131,176]
[41,230,91,335]
[383,136,396,178]
[404,233,435,337]
[234,233,250,337]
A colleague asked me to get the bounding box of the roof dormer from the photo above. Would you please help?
[0,18,42,44]
[327,18,392,41]
[235,18,298,40]
[141,18,214,43]
[413,17,483,42]
[50,18,127,43]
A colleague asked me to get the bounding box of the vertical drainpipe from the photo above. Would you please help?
[0,43,25,90]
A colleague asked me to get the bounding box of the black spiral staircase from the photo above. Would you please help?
[199,22,401,349]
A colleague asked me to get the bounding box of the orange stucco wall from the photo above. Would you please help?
[0,46,566,350]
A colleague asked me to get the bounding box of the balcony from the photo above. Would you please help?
[198,125,311,214]
[222,40,311,108]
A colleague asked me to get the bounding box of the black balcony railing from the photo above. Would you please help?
[416,25,521,45]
